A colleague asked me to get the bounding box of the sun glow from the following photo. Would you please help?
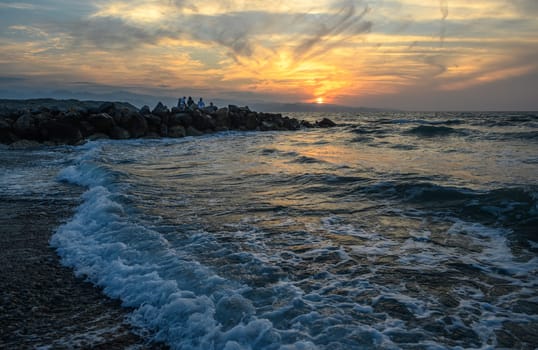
[316,97,324,104]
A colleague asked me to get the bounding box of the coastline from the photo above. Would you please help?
[0,188,167,348]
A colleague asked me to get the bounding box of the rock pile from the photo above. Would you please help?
[0,100,337,146]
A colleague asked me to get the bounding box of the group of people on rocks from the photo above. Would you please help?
[178,96,217,112]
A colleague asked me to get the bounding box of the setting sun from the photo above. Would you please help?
[316,97,324,104]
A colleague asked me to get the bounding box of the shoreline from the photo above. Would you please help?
[0,189,167,348]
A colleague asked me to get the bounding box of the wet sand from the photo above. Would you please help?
[0,192,167,349]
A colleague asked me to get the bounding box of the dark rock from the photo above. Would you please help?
[152,102,169,117]
[13,113,39,139]
[160,124,168,137]
[229,111,242,129]
[97,101,115,114]
[317,118,337,128]
[0,118,12,130]
[213,108,230,129]
[144,114,161,127]
[170,107,180,114]
[88,113,115,133]
[111,110,124,125]
[124,112,147,138]
[228,105,241,113]
[79,121,96,137]
[186,126,204,137]
[260,121,276,131]
[169,113,191,127]
[144,114,162,133]
[40,120,83,144]
[283,117,300,130]
[246,113,259,130]
[191,110,215,131]
[160,113,169,126]
[261,113,284,128]
[88,133,110,141]
[110,126,130,139]
[0,129,18,144]
[168,125,186,138]
[301,120,314,128]
[139,105,151,115]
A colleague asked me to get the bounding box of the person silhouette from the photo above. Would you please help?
[197,98,205,109]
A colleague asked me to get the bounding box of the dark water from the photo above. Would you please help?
[6,112,537,349]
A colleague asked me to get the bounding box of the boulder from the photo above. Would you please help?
[40,120,83,144]
[97,101,115,114]
[0,118,12,130]
[283,117,300,130]
[191,110,215,131]
[317,118,337,128]
[301,120,314,128]
[144,114,162,127]
[88,133,110,141]
[13,113,39,139]
[229,111,242,129]
[160,124,168,137]
[0,128,18,144]
[152,102,169,117]
[124,112,147,138]
[244,112,258,130]
[168,125,186,138]
[111,109,125,125]
[110,126,130,139]
[186,126,204,136]
[79,121,96,137]
[139,105,151,115]
[88,113,115,133]
[169,113,192,127]
[228,105,241,114]
[260,121,277,131]
[144,114,162,133]
[213,108,230,129]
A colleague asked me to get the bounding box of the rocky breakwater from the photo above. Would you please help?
[0,99,337,147]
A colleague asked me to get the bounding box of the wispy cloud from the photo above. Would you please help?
[0,0,537,109]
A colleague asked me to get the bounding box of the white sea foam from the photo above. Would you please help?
[50,143,321,350]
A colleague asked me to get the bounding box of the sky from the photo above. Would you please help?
[0,0,537,110]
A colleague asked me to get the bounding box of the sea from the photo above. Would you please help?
[2,111,537,349]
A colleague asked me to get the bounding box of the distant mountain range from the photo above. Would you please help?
[249,102,395,113]
[0,88,394,113]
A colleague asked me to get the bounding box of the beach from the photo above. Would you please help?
[0,183,166,349]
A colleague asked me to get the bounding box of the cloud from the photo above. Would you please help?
[439,0,448,46]
[1,0,537,109]
[0,2,38,10]
[292,0,372,60]
[512,0,538,15]
[70,17,164,50]
[69,0,375,60]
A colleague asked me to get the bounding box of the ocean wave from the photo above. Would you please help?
[50,143,321,350]
[352,181,537,234]
[405,125,461,137]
